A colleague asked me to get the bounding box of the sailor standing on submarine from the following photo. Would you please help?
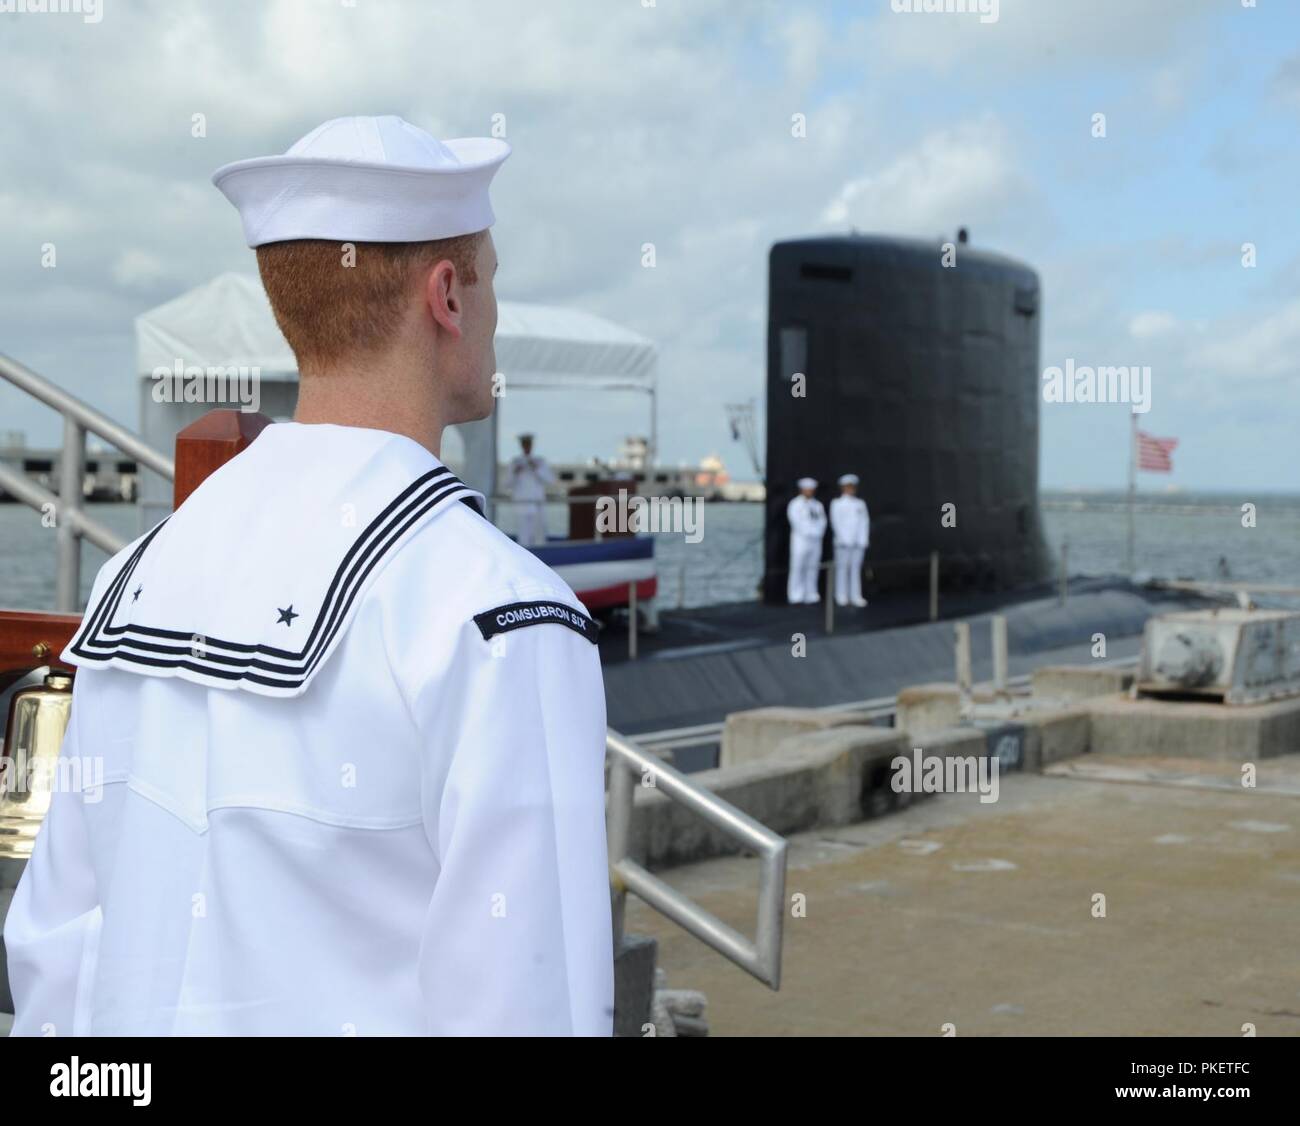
[830,473,869,608]
[786,476,826,604]
[4,115,614,1036]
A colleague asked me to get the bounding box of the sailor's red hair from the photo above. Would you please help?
[255,232,483,369]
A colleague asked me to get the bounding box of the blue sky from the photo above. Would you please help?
[0,0,1296,492]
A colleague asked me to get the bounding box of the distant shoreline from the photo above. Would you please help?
[3,490,1299,511]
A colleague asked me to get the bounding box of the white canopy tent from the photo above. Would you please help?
[134,272,657,529]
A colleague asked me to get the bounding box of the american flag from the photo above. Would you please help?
[1137,430,1178,472]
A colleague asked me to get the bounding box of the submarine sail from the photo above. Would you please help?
[763,233,1050,603]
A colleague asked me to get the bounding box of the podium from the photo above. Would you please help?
[567,479,637,542]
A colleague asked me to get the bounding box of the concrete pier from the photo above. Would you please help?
[625,758,1300,1035]
[625,659,1300,1035]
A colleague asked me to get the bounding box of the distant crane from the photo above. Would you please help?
[725,400,764,479]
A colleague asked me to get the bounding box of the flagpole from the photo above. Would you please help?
[1126,412,1136,576]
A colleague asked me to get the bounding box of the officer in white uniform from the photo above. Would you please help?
[786,476,826,604]
[830,473,870,607]
[508,433,555,547]
[4,116,614,1037]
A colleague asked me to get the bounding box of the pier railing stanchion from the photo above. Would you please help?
[991,614,1008,700]
[1126,412,1136,576]
[606,744,634,955]
[1059,539,1069,605]
[824,561,833,634]
[929,551,939,621]
[628,580,638,660]
[54,415,85,613]
[954,621,972,714]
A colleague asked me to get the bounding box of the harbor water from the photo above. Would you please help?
[1,491,1298,612]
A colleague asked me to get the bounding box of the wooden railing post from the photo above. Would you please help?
[173,410,272,509]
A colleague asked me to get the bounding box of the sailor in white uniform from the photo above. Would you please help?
[830,473,870,607]
[508,433,555,547]
[786,477,826,604]
[4,116,614,1037]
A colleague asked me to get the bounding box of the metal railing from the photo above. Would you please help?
[606,728,786,989]
[1,353,172,610]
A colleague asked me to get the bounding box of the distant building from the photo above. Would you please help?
[0,433,137,503]
[499,436,764,502]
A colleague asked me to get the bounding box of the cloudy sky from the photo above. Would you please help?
[1,0,1296,490]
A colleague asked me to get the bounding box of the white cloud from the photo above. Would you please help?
[0,0,824,467]
[821,116,1030,237]
[110,249,173,289]
[0,0,1292,493]
[859,0,1224,75]
[1199,298,1300,383]
[1272,52,1300,108]
[1129,311,1180,339]
[765,9,829,90]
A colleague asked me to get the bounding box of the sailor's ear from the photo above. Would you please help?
[425,260,464,339]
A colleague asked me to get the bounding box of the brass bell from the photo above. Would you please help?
[0,673,74,861]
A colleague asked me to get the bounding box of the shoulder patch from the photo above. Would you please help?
[473,600,599,645]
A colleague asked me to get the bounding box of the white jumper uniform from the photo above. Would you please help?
[508,454,555,547]
[4,422,613,1036]
[830,495,870,606]
[786,495,827,604]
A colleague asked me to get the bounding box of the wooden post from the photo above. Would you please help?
[173,409,272,509]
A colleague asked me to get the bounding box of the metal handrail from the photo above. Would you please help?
[0,462,123,554]
[606,727,786,989]
[1,354,174,476]
[1,353,173,610]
